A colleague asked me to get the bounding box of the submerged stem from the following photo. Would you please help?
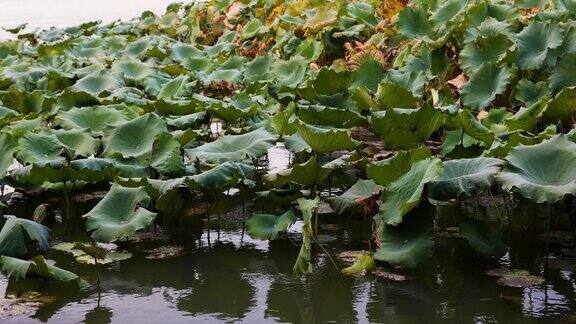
[311,236,340,274]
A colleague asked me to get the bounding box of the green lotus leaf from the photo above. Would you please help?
[55,105,137,135]
[0,255,78,283]
[496,135,576,203]
[157,75,189,100]
[17,133,66,166]
[544,86,576,122]
[514,79,550,107]
[453,110,495,145]
[241,18,267,39]
[485,125,556,158]
[459,219,506,257]
[283,133,312,154]
[247,209,297,240]
[102,113,168,160]
[150,133,185,177]
[347,2,378,27]
[2,88,49,114]
[52,129,100,157]
[367,147,431,187]
[374,203,434,269]
[0,132,18,178]
[430,0,467,30]
[186,162,254,192]
[327,179,382,216]
[244,54,274,84]
[0,216,50,258]
[72,70,118,96]
[270,103,297,136]
[375,82,418,110]
[295,123,359,155]
[377,157,443,225]
[397,6,435,40]
[428,157,503,201]
[350,59,385,92]
[371,105,446,150]
[271,57,310,90]
[516,22,563,70]
[341,252,376,276]
[207,101,258,122]
[112,59,153,80]
[504,99,547,132]
[83,184,157,243]
[53,242,132,265]
[255,189,304,206]
[265,156,329,188]
[115,177,186,213]
[297,104,366,128]
[185,128,275,164]
[460,64,511,110]
[294,38,324,61]
[166,111,207,130]
[293,197,320,276]
[551,54,576,92]
[459,35,511,74]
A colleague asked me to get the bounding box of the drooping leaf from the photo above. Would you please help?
[377,157,443,225]
[83,184,157,242]
[0,255,78,283]
[459,219,506,257]
[0,216,50,258]
[460,64,511,110]
[295,123,359,155]
[293,197,320,276]
[327,179,382,216]
[367,147,431,187]
[247,209,297,240]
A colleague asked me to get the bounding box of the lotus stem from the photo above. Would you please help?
[311,236,340,274]
[488,189,503,222]
[502,193,511,228]
[544,204,552,271]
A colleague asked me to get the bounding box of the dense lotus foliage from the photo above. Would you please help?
[0,0,575,281]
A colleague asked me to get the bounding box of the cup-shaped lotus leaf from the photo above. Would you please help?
[83,184,157,243]
[0,216,50,258]
[0,255,78,283]
[496,135,576,203]
[374,203,434,269]
[185,128,275,164]
[327,179,382,216]
[367,147,431,187]
[247,209,297,240]
[428,157,504,201]
[55,105,137,135]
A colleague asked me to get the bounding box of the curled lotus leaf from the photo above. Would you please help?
[428,157,504,201]
[0,216,50,258]
[265,156,329,188]
[496,135,576,203]
[83,184,157,243]
[185,128,276,164]
[186,162,254,192]
[327,179,382,216]
[246,209,297,240]
[377,157,443,226]
[55,104,137,135]
[367,147,431,187]
[460,64,511,110]
[0,255,78,283]
[293,197,320,276]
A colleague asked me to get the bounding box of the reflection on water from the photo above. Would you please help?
[1,202,576,323]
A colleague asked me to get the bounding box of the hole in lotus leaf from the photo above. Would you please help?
[144,245,185,259]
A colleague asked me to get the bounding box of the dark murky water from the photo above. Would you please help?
[2,184,576,323]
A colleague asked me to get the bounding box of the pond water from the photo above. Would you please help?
[1,190,576,323]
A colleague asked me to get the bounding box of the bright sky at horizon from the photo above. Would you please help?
[0,0,181,39]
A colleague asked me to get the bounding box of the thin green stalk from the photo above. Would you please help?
[488,189,503,221]
[311,236,340,274]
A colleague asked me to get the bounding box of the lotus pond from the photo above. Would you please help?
[0,0,576,323]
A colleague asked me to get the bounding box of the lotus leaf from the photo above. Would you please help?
[0,216,50,258]
[459,219,506,257]
[428,158,504,201]
[327,180,382,216]
[247,209,297,240]
[295,123,359,155]
[83,184,157,242]
[293,197,319,276]
[0,255,78,283]
[496,135,576,203]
